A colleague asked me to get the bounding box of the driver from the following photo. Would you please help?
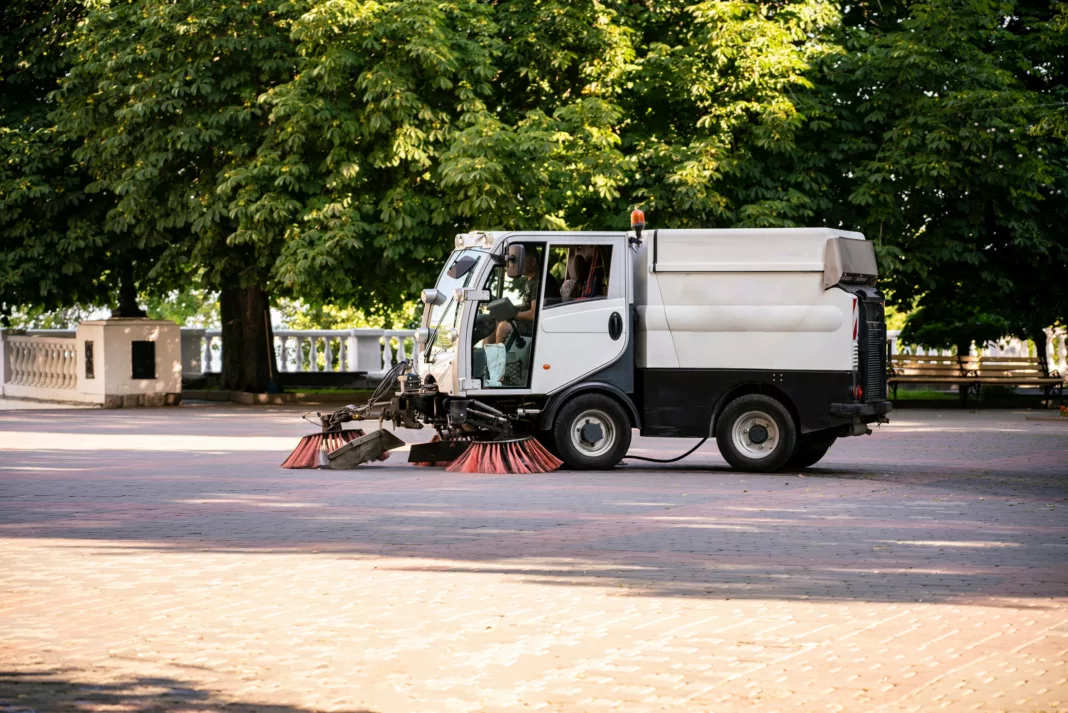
[486,248,559,344]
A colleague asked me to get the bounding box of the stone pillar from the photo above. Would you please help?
[180,328,206,376]
[350,328,386,373]
[76,319,182,407]
[0,329,9,386]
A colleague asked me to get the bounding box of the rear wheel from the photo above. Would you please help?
[552,393,632,470]
[786,432,837,469]
[715,394,797,472]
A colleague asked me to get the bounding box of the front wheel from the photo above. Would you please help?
[715,394,797,472]
[552,393,632,470]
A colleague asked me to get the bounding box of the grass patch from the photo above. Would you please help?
[892,389,958,401]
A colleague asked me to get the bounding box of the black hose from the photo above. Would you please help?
[623,437,709,464]
[366,359,410,409]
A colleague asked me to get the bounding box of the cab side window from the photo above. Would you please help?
[470,242,551,388]
[545,245,612,307]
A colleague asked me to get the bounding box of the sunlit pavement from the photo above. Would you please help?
[1,405,1066,713]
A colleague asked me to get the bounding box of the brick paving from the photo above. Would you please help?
[0,405,1066,712]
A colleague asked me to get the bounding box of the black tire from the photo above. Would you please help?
[552,393,632,470]
[715,394,797,473]
[786,433,837,469]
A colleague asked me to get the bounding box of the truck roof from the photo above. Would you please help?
[455,227,866,273]
[653,228,865,273]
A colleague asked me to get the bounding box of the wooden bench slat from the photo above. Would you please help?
[886,351,1063,407]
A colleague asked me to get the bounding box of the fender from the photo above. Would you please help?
[537,381,641,431]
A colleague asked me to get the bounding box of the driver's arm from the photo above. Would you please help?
[516,300,536,321]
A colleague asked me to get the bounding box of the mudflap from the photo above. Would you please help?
[408,439,470,464]
[327,429,406,469]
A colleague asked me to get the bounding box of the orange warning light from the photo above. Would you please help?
[630,208,645,230]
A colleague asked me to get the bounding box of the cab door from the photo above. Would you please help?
[531,236,628,394]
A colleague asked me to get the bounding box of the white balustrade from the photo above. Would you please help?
[186,327,418,377]
[2,324,1064,397]
[6,335,77,390]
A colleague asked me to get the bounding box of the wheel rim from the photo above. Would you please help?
[731,410,780,460]
[570,408,616,458]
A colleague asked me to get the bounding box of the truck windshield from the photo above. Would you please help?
[427,250,482,325]
[424,250,482,362]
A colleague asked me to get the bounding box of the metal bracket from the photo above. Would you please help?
[456,288,489,302]
[459,377,481,391]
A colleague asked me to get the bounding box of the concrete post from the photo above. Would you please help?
[180,328,206,377]
[0,329,8,386]
[346,330,359,372]
[350,328,385,373]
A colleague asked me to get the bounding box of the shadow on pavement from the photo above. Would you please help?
[0,669,376,713]
[1,409,1066,606]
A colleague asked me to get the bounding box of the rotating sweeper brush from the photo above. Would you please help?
[281,357,562,474]
[280,405,405,469]
[444,437,561,474]
[280,361,411,469]
[405,397,562,474]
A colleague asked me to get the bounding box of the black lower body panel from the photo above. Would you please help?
[637,368,876,438]
[830,400,892,417]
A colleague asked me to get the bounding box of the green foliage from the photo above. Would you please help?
[3,304,103,330]
[246,0,503,313]
[0,0,115,315]
[833,0,1068,341]
[2,0,1065,349]
[274,299,419,330]
[142,288,220,328]
[52,0,306,293]
[900,302,1012,353]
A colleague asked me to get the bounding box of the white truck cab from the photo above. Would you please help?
[401,225,891,472]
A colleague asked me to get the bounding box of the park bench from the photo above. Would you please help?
[887,353,1063,407]
[887,354,979,406]
[972,355,1064,406]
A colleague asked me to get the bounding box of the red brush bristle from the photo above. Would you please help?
[281,428,390,469]
[445,437,562,474]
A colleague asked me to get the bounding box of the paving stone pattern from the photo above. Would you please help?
[0,406,1066,712]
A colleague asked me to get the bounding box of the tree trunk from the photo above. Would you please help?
[1032,329,1049,376]
[110,260,147,318]
[219,285,280,393]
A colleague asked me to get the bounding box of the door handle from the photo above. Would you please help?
[608,312,623,341]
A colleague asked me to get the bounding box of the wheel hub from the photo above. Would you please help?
[731,411,779,460]
[580,422,604,446]
[570,408,617,458]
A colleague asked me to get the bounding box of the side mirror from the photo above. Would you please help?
[505,244,526,278]
[421,288,446,306]
[447,255,478,280]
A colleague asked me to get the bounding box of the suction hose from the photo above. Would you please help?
[623,437,709,464]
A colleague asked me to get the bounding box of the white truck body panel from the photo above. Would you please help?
[634,228,864,373]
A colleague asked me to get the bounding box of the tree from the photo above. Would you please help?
[441,0,845,232]
[0,0,117,323]
[833,0,1068,348]
[233,0,505,317]
[52,0,305,390]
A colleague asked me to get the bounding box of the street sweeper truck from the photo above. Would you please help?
[283,213,891,473]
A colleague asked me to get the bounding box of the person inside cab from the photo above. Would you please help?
[486,246,559,344]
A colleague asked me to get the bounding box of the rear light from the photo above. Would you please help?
[852,385,864,400]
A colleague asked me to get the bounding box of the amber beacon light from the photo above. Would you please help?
[630,208,646,245]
